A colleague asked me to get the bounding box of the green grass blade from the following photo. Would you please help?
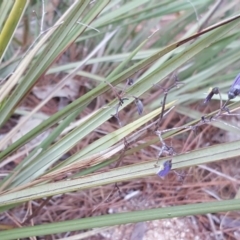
[1,198,240,240]
[1,14,238,161]
[0,0,28,61]
[1,139,240,206]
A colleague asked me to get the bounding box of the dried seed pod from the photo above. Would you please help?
[134,98,143,115]
[203,87,219,104]
[127,78,134,86]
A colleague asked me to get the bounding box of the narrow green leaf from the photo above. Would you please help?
[0,0,28,61]
[1,199,239,240]
[1,14,238,161]
[1,139,240,206]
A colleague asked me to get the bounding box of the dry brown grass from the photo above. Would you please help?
[1,95,240,239]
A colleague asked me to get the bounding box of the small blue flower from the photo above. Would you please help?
[157,160,172,177]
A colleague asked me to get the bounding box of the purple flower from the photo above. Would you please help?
[157,160,172,177]
[228,73,240,99]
